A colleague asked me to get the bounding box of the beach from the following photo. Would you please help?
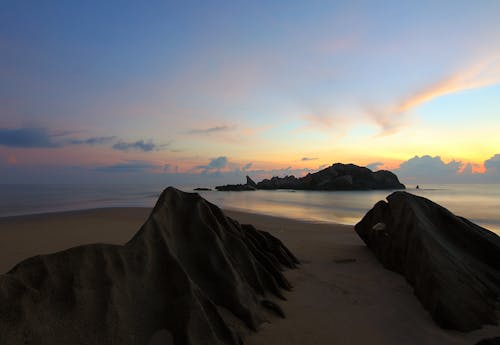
[1,207,499,344]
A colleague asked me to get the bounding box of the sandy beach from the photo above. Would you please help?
[1,208,499,345]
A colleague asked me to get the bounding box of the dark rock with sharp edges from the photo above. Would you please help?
[217,163,405,191]
[0,187,298,345]
[355,191,500,332]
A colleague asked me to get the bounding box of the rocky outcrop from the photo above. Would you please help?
[193,187,212,191]
[217,163,405,191]
[246,176,257,188]
[0,188,298,345]
[256,175,300,190]
[215,175,258,191]
[355,192,500,332]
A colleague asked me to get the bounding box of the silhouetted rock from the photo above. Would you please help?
[246,175,257,188]
[218,163,405,191]
[215,175,258,191]
[215,184,256,191]
[193,187,212,191]
[355,192,500,332]
[0,188,298,345]
[257,175,300,190]
[477,338,500,345]
[216,164,404,191]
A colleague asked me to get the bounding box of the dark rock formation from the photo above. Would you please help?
[215,175,257,191]
[193,187,212,191]
[0,188,298,345]
[477,338,500,345]
[216,163,405,191]
[355,191,500,332]
[246,176,257,188]
[259,163,405,190]
[256,175,300,190]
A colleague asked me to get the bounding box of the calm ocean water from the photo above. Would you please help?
[0,184,499,234]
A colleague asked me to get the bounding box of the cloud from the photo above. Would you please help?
[68,136,116,145]
[398,58,500,114]
[164,163,179,173]
[484,154,500,176]
[367,162,384,171]
[95,160,158,173]
[196,156,228,173]
[392,155,463,183]
[301,157,318,161]
[367,56,500,136]
[0,127,60,148]
[112,139,167,152]
[188,125,234,135]
[242,162,252,171]
[0,127,134,150]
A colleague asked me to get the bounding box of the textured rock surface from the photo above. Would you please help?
[217,163,405,191]
[477,337,500,345]
[355,191,500,332]
[0,187,298,345]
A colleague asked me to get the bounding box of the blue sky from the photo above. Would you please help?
[1,0,499,184]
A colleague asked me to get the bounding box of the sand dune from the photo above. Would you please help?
[0,188,297,345]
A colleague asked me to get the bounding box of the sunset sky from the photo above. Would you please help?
[1,1,499,185]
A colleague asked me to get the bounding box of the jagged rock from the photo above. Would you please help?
[355,191,500,332]
[0,188,298,345]
[215,175,258,191]
[219,163,404,191]
[246,176,257,188]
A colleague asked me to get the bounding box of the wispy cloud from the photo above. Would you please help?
[397,57,500,113]
[67,136,116,146]
[242,162,252,171]
[368,56,500,136]
[95,160,158,173]
[112,139,167,152]
[188,125,234,135]
[301,157,318,161]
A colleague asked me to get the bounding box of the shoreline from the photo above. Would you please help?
[1,207,499,344]
[0,205,352,227]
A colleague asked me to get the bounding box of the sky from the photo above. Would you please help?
[1,0,499,185]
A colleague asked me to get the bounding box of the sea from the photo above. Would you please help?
[0,184,499,234]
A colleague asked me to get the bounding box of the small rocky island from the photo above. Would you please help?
[216,163,405,191]
[355,192,500,331]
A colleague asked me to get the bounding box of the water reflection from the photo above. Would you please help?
[197,185,500,234]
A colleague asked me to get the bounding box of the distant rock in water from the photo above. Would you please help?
[193,187,212,191]
[215,175,258,191]
[0,187,298,345]
[355,191,500,332]
[216,163,405,191]
[246,175,257,188]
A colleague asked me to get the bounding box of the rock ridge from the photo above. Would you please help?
[0,187,298,345]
